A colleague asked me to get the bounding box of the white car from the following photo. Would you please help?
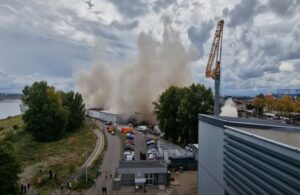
[147,148,158,155]
[137,125,147,131]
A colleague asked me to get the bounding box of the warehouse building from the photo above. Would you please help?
[114,160,169,189]
[198,114,300,195]
[87,108,122,123]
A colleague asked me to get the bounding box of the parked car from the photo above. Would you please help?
[147,148,158,155]
[126,140,135,145]
[148,153,159,160]
[146,137,153,142]
[126,135,134,139]
[146,140,156,145]
[147,143,158,149]
[125,145,134,151]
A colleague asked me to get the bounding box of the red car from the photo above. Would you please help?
[126,140,134,145]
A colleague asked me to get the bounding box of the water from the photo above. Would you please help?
[0,99,22,119]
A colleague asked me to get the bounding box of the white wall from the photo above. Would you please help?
[198,121,225,195]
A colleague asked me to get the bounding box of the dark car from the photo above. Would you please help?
[147,144,158,149]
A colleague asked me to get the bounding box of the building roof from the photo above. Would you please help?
[199,114,300,150]
[119,160,166,169]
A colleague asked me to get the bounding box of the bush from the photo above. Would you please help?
[13,125,19,130]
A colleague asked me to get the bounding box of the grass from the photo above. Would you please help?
[0,115,23,139]
[73,122,109,190]
[2,117,97,194]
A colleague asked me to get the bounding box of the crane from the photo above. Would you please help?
[206,19,224,116]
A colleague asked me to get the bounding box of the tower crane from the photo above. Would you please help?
[206,19,224,116]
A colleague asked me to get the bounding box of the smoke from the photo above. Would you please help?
[76,22,197,122]
[220,98,238,117]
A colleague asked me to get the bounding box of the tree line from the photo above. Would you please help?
[253,94,300,116]
[0,81,86,194]
[153,84,213,145]
[22,81,85,141]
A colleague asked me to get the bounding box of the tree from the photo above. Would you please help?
[0,142,20,195]
[253,94,265,116]
[295,97,300,113]
[62,91,85,132]
[153,86,183,142]
[22,81,69,141]
[265,96,276,111]
[177,84,213,144]
[153,84,213,144]
[277,96,294,115]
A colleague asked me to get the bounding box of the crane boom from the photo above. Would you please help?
[205,19,224,116]
[206,19,224,79]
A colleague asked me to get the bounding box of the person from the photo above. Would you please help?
[93,178,96,187]
[61,184,64,192]
[49,170,53,179]
[110,171,113,179]
[102,186,105,194]
[27,183,30,191]
[20,184,24,193]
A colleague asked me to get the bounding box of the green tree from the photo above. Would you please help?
[62,91,85,131]
[253,94,265,116]
[22,81,69,141]
[153,84,213,144]
[178,84,213,144]
[153,86,183,142]
[0,142,20,195]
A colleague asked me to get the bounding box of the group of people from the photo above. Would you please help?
[20,183,30,194]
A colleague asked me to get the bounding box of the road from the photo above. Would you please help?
[86,120,121,195]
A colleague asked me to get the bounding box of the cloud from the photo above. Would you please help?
[0,0,300,97]
[110,20,139,30]
[110,0,149,18]
[228,0,257,27]
[187,20,214,58]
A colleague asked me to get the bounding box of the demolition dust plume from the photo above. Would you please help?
[76,23,197,122]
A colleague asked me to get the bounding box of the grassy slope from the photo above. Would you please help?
[2,116,97,194]
[0,115,23,139]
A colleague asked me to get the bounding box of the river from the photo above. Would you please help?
[0,99,22,119]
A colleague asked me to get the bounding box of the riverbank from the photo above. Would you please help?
[1,116,98,194]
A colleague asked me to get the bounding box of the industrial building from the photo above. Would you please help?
[87,108,122,123]
[114,160,169,189]
[158,140,196,170]
[198,114,300,195]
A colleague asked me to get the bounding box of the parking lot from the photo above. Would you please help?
[134,130,146,160]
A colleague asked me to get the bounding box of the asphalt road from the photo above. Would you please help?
[86,120,121,195]
[134,130,146,160]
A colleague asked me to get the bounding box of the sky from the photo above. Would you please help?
[0,0,299,96]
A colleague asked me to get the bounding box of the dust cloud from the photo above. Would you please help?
[220,98,238,117]
[76,23,197,122]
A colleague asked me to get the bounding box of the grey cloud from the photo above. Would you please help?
[110,0,149,17]
[0,29,91,77]
[228,0,257,27]
[153,0,177,13]
[267,0,299,16]
[110,20,139,30]
[187,20,214,58]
